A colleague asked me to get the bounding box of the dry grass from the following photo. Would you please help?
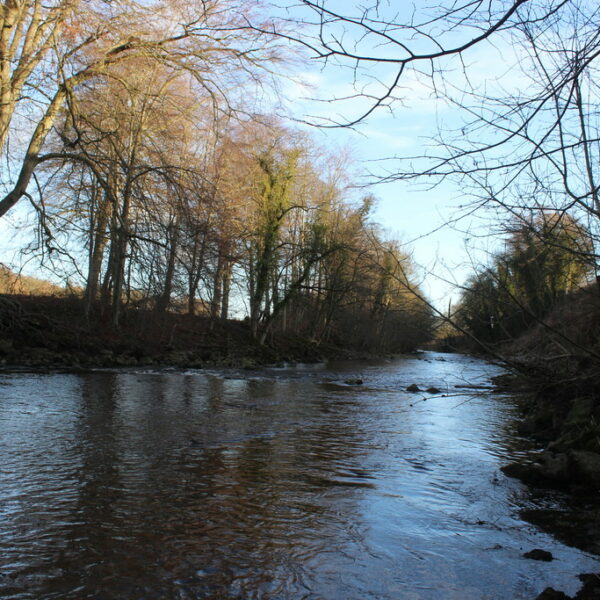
[0,264,66,296]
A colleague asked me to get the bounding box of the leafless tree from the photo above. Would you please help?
[0,0,288,219]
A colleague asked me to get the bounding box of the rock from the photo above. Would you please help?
[535,589,570,600]
[576,574,600,599]
[502,452,570,487]
[524,549,554,561]
[569,450,600,488]
[537,451,570,483]
[518,409,555,438]
[426,386,441,394]
[505,448,600,492]
[406,384,421,392]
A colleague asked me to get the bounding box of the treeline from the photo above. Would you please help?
[0,264,65,296]
[456,212,594,346]
[0,0,433,352]
[43,115,433,350]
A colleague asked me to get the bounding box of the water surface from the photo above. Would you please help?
[0,352,598,599]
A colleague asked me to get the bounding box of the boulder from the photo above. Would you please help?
[537,451,570,483]
[502,452,570,486]
[569,450,600,488]
[524,548,553,561]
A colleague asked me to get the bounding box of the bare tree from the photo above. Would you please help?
[271,1,566,126]
[0,0,287,219]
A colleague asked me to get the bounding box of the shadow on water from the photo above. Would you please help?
[0,352,598,599]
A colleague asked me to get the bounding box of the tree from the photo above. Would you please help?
[274,1,600,365]
[0,0,286,220]
[458,212,593,343]
[274,1,564,126]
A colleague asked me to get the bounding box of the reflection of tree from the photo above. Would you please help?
[56,373,127,596]
[4,373,378,598]
[150,378,373,597]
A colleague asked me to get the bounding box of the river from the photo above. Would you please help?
[0,352,598,599]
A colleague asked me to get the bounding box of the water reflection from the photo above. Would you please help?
[0,354,598,599]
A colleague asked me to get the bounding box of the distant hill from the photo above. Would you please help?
[0,264,66,295]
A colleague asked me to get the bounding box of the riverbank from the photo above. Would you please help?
[498,373,600,495]
[489,343,600,599]
[432,287,600,597]
[0,294,397,371]
[451,285,600,496]
[499,373,600,599]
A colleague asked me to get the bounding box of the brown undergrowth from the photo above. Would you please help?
[0,294,380,370]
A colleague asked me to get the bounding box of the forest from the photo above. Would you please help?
[0,0,435,363]
[0,0,598,369]
[0,0,599,420]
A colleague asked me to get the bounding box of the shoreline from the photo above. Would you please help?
[0,337,403,373]
[492,373,600,599]
[0,294,410,373]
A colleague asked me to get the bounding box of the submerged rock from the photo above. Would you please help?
[535,589,569,600]
[523,548,553,561]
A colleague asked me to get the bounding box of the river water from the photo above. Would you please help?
[0,352,598,599]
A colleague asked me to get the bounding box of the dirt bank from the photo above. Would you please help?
[0,294,391,371]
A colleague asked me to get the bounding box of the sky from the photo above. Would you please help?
[277,30,525,308]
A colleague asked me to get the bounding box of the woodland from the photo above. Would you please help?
[0,1,599,429]
[0,0,436,363]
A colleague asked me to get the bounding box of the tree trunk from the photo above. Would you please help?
[157,222,179,313]
[211,250,223,321]
[221,259,232,320]
[84,194,111,316]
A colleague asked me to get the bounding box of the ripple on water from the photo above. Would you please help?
[0,353,598,599]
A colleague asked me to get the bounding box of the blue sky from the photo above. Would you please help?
[278,33,526,308]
